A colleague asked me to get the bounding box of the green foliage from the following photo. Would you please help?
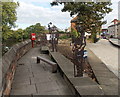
[13,29,23,41]
[1,2,48,48]
[58,31,67,33]
[2,2,19,27]
[2,2,19,41]
[24,23,47,36]
[71,28,79,38]
[13,23,48,41]
[51,1,112,41]
[59,34,70,39]
[3,22,48,45]
[2,26,12,40]
[58,31,65,33]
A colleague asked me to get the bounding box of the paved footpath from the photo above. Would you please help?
[87,39,119,78]
[10,47,73,95]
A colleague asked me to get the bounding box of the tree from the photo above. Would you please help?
[24,23,47,37]
[51,2,112,40]
[51,1,112,76]
[13,28,24,41]
[2,2,19,41]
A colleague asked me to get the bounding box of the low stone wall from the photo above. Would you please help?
[1,40,32,96]
[109,39,120,48]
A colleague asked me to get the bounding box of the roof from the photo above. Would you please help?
[108,24,115,28]
[111,19,120,24]
[71,16,78,23]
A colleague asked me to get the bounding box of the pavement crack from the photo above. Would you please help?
[35,83,38,93]
[30,77,32,85]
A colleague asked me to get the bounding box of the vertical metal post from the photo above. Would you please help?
[37,57,40,63]
[32,40,34,48]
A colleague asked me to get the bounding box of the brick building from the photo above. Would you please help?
[71,16,78,31]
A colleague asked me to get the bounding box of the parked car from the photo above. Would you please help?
[2,45,10,55]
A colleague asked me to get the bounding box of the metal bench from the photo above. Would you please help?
[37,56,57,73]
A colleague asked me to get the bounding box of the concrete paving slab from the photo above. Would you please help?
[64,71,74,78]
[56,79,68,88]
[12,77,31,85]
[76,85,104,95]
[49,73,63,80]
[97,77,118,85]
[30,76,51,84]
[15,72,33,78]
[93,70,117,78]
[49,51,74,78]
[100,85,118,95]
[11,84,36,95]
[58,87,73,95]
[90,64,110,71]
[69,77,97,86]
[36,81,59,93]
[41,90,60,95]
[11,47,73,95]
[49,52,74,68]
[16,65,29,71]
[32,70,51,77]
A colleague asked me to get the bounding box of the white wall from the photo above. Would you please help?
[108,25,115,36]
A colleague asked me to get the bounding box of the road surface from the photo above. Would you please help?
[87,39,119,78]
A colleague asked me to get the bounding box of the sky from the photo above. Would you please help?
[14,0,119,30]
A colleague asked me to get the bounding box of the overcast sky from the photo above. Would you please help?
[14,0,119,30]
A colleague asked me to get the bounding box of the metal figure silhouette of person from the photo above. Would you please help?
[51,33,59,52]
[48,22,59,52]
[72,24,86,77]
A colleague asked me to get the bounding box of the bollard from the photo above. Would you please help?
[37,57,40,63]
[52,64,57,73]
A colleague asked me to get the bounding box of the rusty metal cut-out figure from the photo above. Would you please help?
[72,25,86,77]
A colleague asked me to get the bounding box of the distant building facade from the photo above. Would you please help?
[118,23,120,39]
[102,29,108,34]
[108,19,120,38]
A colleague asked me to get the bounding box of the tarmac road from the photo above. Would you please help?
[87,39,119,78]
